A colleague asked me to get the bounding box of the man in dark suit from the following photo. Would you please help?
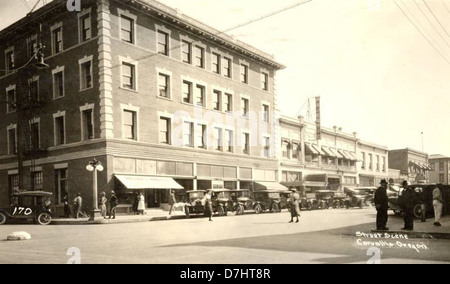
[400,181,417,231]
[375,179,389,231]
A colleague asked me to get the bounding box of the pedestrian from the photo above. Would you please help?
[433,185,444,227]
[63,191,71,218]
[73,193,82,219]
[137,192,145,215]
[374,179,389,231]
[400,181,416,231]
[203,189,213,222]
[133,192,139,215]
[99,192,108,219]
[168,190,177,215]
[289,189,301,223]
[109,191,118,219]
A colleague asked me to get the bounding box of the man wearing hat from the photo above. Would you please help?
[109,191,118,219]
[400,181,417,231]
[374,179,389,231]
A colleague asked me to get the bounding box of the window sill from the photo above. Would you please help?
[157,96,173,102]
[52,96,65,101]
[80,86,94,93]
[119,87,139,94]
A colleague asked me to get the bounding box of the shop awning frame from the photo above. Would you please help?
[329,148,344,159]
[254,181,288,191]
[115,175,184,190]
[305,143,320,155]
[339,150,352,160]
[321,146,336,158]
[311,144,326,156]
[348,151,358,161]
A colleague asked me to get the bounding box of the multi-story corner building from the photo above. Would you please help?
[0,0,285,214]
[278,116,361,194]
[429,154,450,184]
[388,148,431,184]
[357,140,389,186]
[278,115,390,193]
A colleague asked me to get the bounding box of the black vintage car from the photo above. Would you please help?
[230,189,253,215]
[184,190,206,218]
[0,191,53,225]
[389,184,450,218]
[253,190,282,214]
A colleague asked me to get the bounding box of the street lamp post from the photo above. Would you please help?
[86,159,104,221]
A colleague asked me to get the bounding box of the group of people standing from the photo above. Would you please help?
[132,192,146,215]
[374,179,445,231]
[62,191,118,219]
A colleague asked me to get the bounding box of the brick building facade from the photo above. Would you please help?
[0,0,284,215]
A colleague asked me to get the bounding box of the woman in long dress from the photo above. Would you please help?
[289,189,301,223]
[100,192,108,218]
[137,192,145,215]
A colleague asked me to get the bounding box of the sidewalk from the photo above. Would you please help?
[52,209,187,225]
[372,215,450,240]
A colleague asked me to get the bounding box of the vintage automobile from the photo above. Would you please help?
[344,187,368,209]
[184,190,207,218]
[230,189,253,215]
[316,190,336,209]
[389,184,450,218]
[332,192,347,208]
[253,190,282,214]
[210,188,233,216]
[0,191,53,225]
[300,193,315,211]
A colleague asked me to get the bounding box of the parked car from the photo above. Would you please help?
[332,192,346,208]
[184,190,207,218]
[300,193,317,211]
[230,189,253,215]
[0,191,53,225]
[280,191,293,210]
[316,190,335,209]
[253,190,282,214]
[210,188,233,216]
[389,184,450,218]
[344,187,368,209]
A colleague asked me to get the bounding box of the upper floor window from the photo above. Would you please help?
[262,104,270,123]
[122,62,136,90]
[361,152,366,169]
[54,115,66,146]
[223,57,232,78]
[79,12,92,42]
[182,81,192,104]
[158,73,170,98]
[195,85,205,107]
[121,15,134,44]
[263,137,271,158]
[52,68,65,98]
[159,117,171,145]
[5,48,15,74]
[225,93,233,113]
[241,98,249,117]
[6,86,16,113]
[213,90,221,111]
[212,53,221,74]
[30,121,40,150]
[158,31,169,56]
[182,41,191,64]
[262,72,269,91]
[27,36,38,58]
[81,108,94,141]
[194,46,205,68]
[195,124,207,149]
[79,57,93,90]
[183,122,194,147]
[225,129,234,153]
[240,64,248,84]
[52,24,63,54]
[242,133,250,155]
[440,162,444,171]
[123,110,137,140]
[7,127,17,155]
[369,154,373,170]
[213,127,223,151]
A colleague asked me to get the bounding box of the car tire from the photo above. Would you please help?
[0,212,7,225]
[237,205,245,216]
[185,207,190,218]
[254,204,262,214]
[217,206,225,216]
[37,212,52,226]
[413,204,423,219]
[307,203,312,211]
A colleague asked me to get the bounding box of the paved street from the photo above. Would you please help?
[0,208,449,264]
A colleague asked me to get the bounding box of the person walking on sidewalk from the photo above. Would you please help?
[63,191,71,218]
[289,189,301,223]
[137,192,146,215]
[202,190,213,222]
[109,191,118,219]
[374,179,389,231]
[99,192,108,219]
[73,193,82,219]
[400,181,417,231]
[433,185,444,227]
[168,190,177,215]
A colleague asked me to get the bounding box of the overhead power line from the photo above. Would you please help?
[393,0,450,64]
[111,0,313,70]
[422,0,450,38]
[21,0,31,11]
[413,0,450,49]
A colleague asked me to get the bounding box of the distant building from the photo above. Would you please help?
[429,154,450,184]
[357,140,389,187]
[388,148,431,184]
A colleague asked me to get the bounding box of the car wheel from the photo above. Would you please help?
[413,204,423,219]
[271,203,280,213]
[254,204,262,214]
[237,205,245,215]
[217,206,225,216]
[307,202,312,211]
[185,207,190,218]
[37,212,52,225]
[0,212,7,225]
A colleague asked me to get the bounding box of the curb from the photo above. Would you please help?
[51,215,186,225]
[371,230,450,240]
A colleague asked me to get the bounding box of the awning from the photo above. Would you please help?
[305,173,327,182]
[339,150,352,160]
[348,151,358,161]
[322,146,336,157]
[305,143,320,155]
[329,148,344,159]
[254,181,288,191]
[311,144,326,155]
[302,181,327,187]
[115,175,184,190]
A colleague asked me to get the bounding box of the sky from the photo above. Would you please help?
[1,0,450,156]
